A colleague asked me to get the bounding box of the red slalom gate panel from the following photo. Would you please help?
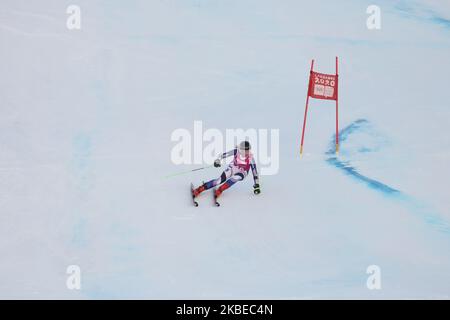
[308,71,338,101]
[300,57,339,156]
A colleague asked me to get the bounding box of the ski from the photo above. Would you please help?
[190,183,198,207]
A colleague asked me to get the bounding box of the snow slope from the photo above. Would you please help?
[1,0,450,298]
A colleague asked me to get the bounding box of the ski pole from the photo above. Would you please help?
[164,165,214,179]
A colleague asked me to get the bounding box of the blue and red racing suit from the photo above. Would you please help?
[203,148,259,193]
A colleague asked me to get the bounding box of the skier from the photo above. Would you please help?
[192,141,261,200]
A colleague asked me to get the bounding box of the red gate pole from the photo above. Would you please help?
[300,59,314,156]
[335,56,339,155]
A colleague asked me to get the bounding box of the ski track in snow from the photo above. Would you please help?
[326,119,450,235]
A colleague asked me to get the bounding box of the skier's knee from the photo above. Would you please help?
[225,179,237,188]
[204,179,217,190]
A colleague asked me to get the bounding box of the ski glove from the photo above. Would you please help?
[214,159,221,168]
[253,184,261,195]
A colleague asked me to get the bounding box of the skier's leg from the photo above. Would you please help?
[215,170,248,196]
[193,167,232,197]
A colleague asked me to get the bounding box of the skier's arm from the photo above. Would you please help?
[214,149,236,167]
[250,158,261,194]
[219,149,236,160]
